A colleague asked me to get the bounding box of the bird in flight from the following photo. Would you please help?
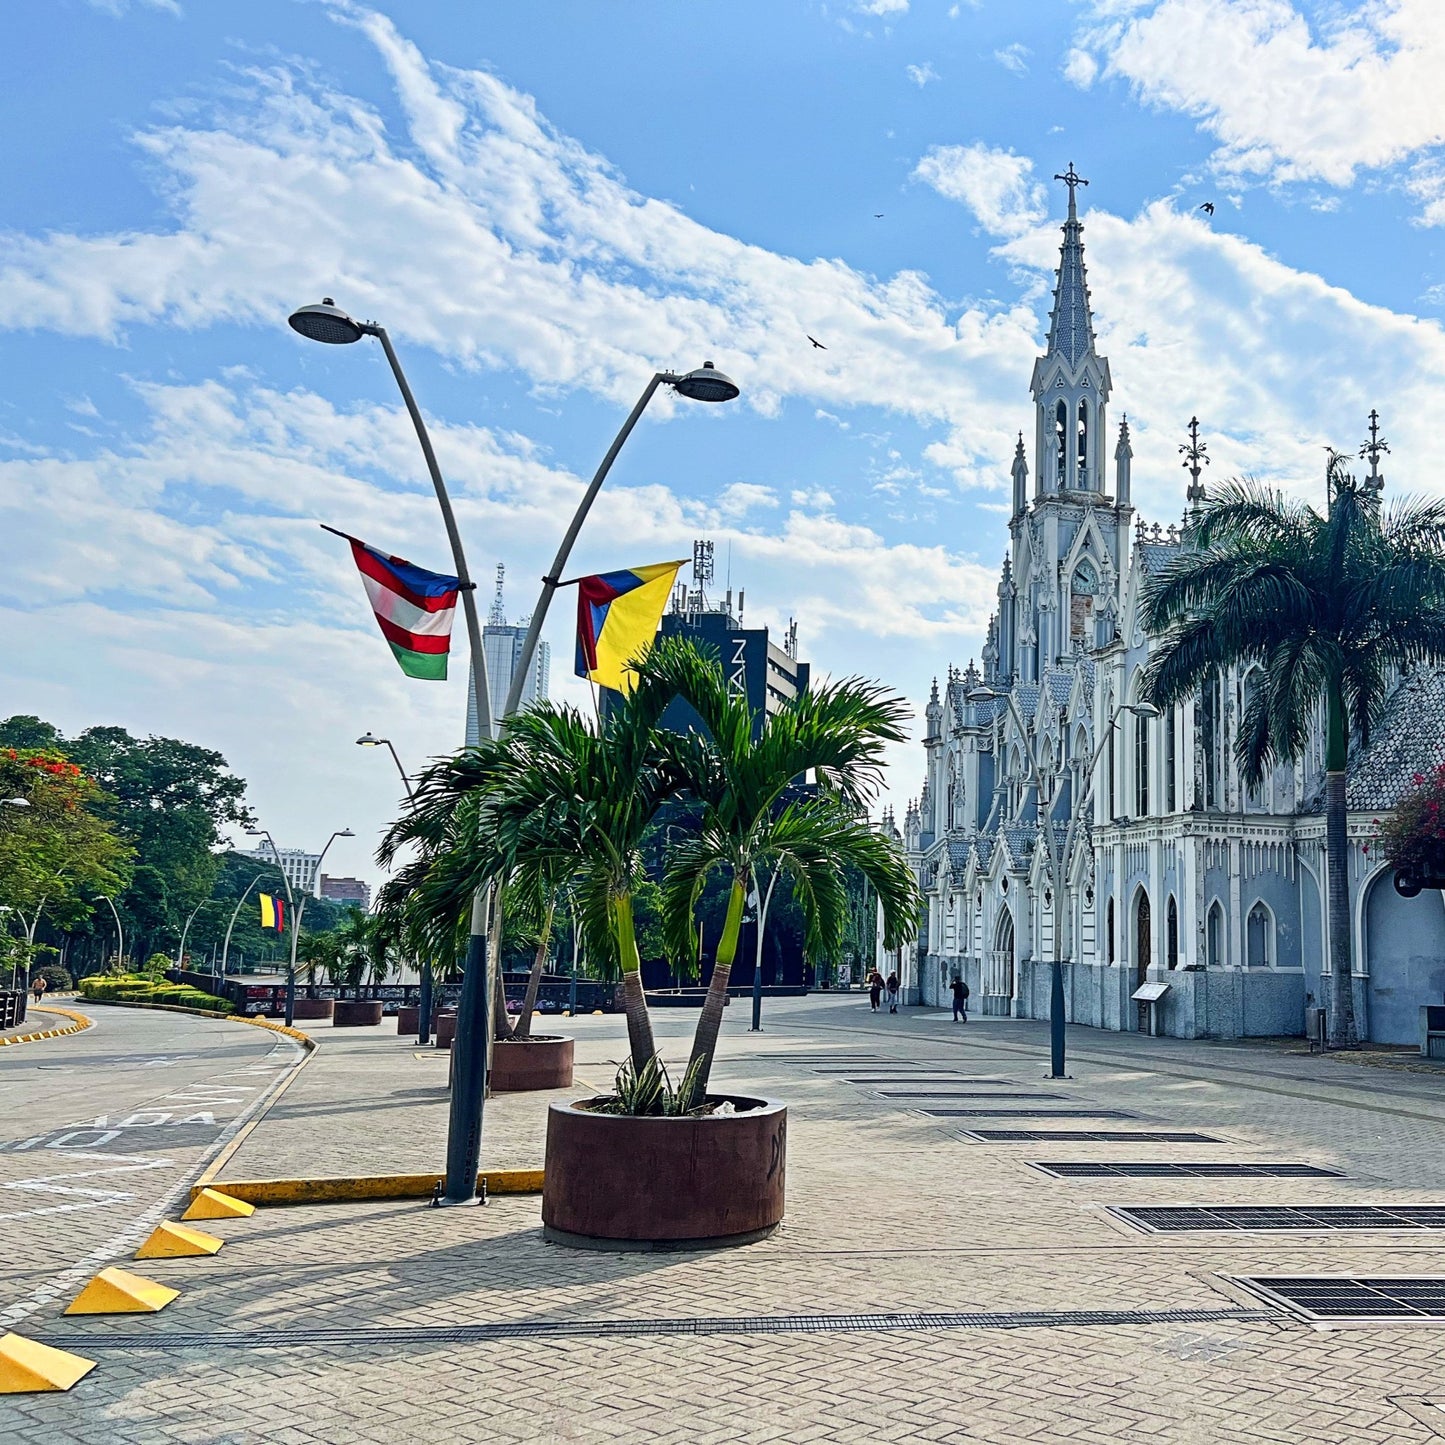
[1199,202,1215,216]
[874,213,884,218]
[807,335,827,350]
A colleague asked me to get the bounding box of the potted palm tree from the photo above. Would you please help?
[332,909,385,1027]
[503,637,918,1247]
[1143,460,1445,1047]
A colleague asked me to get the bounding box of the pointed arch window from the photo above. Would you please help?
[1166,896,1179,969]
[1055,400,1069,488]
[1076,399,1089,489]
[1134,700,1150,819]
[1164,706,1177,813]
[1247,901,1272,968]
[1242,667,1265,811]
[1070,560,1097,647]
[1106,897,1116,964]
[1206,901,1225,968]
[1201,673,1221,808]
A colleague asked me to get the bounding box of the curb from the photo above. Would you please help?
[193,1169,545,1207]
[0,1005,93,1048]
[77,997,314,1047]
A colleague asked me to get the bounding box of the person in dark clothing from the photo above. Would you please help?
[868,970,883,1012]
[951,976,969,1023]
[885,972,899,1013]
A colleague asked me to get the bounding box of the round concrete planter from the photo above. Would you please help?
[434,1012,457,1049]
[332,999,383,1028]
[491,1035,574,1092]
[290,998,334,1022]
[542,1096,786,1250]
[396,1005,420,1035]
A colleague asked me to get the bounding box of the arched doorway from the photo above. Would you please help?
[1135,890,1151,986]
[1364,872,1445,1044]
[988,908,1016,1010]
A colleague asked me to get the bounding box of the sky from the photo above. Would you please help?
[5,0,1445,888]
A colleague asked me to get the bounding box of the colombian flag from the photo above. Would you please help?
[574,560,686,694]
[259,894,286,933]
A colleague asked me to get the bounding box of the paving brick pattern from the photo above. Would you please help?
[4,997,1445,1441]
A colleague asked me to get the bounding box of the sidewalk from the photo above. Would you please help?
[6,996,1445,1443]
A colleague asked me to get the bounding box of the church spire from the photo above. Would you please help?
[1045,163,1098,368]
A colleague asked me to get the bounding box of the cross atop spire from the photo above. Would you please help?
[1054,162,1088,220]
[1180,416,1209,506]
[1044,163,1097,367]
[1359,407,1388,492]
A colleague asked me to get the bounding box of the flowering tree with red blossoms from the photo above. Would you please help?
[1379,763,1445,891]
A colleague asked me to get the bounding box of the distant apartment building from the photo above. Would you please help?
[465,562,550,746]
[319,875,372,911]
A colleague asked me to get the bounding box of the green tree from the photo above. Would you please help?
[1142,463,1445,1048]
[0,747,132,986]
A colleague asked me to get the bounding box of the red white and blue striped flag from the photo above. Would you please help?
[325,527,460,681]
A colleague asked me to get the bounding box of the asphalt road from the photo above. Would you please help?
[0,1004,303,1331]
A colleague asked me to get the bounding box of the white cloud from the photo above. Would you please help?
[1071,0,1445,213]
[858,0,908,13]
[86,0,181,13]
[913,142,1048,238]
[714,482,780,518]
[994,43,1030,75]
[1063,47,1099,88]
[906,62,940,87]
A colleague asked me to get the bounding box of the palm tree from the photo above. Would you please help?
[1142,462,1445,1047]
[643,641,921,1104]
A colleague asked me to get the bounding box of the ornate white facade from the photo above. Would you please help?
[906,172,1445,1045]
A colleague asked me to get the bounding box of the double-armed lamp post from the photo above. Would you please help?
[292,297,738,1204]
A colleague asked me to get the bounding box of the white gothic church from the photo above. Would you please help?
[902,169,1445,1046]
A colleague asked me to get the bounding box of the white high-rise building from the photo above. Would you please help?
[466,564,550,745]
[241,847,322,898]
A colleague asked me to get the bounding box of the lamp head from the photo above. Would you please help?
[338,829,356,839]
[1129,702,1161,719]
[3,797,30,808]
[671,361,740,404]
[288,299,365,345]
[355,732,384,747]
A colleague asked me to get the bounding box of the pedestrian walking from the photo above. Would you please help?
[886,971,899,1013]
[868,969,883,1012]
[31,975,47,1005]
[951,976,968,1023]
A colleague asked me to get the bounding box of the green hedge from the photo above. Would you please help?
[79,974,235,1013]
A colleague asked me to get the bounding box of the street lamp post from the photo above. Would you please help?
[291,298,495,1205]
[356,732,433,1043]
[502,362,739,721]
[971,686,1156,1077]
[98,895,125,973]
[749,867,780,1033]
[220,874,268,978]
[246,827,354,1027]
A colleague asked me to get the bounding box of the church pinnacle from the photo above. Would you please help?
[1045,163,1098,368]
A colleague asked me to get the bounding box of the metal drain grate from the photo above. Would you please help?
[1034,1162,1342,1179]
[962,1129,1222,1143]
[880,1091,1065,1101]
[37,1305,1268,1352]
[837,1076,966,1085]
[922,1108,1139,1119]
[1114,1205,1445,1233]
[1231,1276,1445,1324]
[811,1066,956,1074]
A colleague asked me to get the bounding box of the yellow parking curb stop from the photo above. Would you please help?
[0,1333,96,1392]
[136,1221,224,1259]
[182,1188,255,1221]
[64,1267,179,1316]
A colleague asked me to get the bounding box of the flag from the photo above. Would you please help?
[259,893,285,933]
[326,527,461,681]
[574,560,686,694]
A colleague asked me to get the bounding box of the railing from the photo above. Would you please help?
[0,990,28,1029]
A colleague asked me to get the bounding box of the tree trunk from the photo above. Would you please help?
[513,901,555,1040]
[1325,682,1359,1048]
[683,876,747,1107]
[612,892,656,1074]
[492,956,514,1041]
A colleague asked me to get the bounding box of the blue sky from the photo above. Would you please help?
[5,0,1445,884]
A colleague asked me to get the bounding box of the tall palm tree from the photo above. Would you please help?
[1143,462,1445,1047]
[643,641,921,1104]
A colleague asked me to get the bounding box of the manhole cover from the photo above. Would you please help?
[1233,1277,1445,1324]
[922,1108,1139,1119]
[1117,1206,1445,1233]
[1034,1162,1342,1179]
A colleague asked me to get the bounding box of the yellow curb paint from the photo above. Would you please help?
[198,1168,544,1207]
[0,1333,96,1393]
[0,1007,93,1048]
[135,1221,223,1259]
[182,1188,255,1221]
[64,1267,179,1316]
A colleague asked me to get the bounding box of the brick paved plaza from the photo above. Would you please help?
[4,996,1445,1442]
